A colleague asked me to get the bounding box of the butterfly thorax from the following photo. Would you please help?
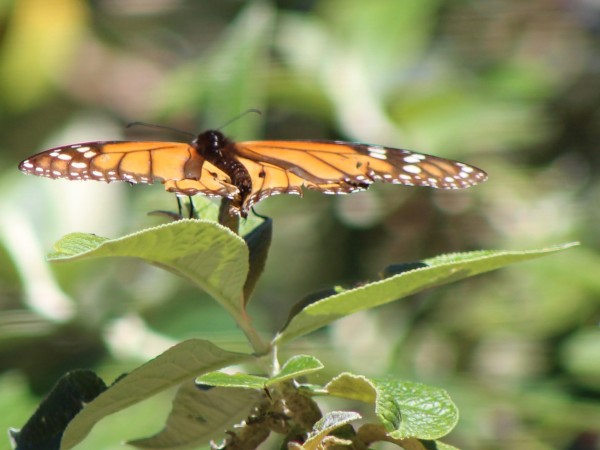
[192,130,252,210]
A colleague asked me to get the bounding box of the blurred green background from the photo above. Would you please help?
[1,0,599,449]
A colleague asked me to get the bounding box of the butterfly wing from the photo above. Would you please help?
[18,141,237,199]
[233,140,487,212]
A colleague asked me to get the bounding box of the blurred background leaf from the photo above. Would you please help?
[1,0,598,449]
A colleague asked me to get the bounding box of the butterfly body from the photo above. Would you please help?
[19,130,487,217]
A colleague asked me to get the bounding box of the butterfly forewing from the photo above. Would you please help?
[19,141,238,199]
[233,140,487,211]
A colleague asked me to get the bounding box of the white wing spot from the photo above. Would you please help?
[444,176,455,183]
[368,146,387,160]
[49,152,60,157]
[75,146,91,153]
[403,154,426,163]
[52,170,62,176]
[403,165,421,174]
[71,162,87,169]
[35,167,44,173]
[22,161,34,169]
[57,153,72,161]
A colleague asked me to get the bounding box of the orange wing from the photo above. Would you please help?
[232,140,488,212]
[18,141,237,199]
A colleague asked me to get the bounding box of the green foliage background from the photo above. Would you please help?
[0,0,598,449]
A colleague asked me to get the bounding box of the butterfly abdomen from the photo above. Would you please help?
[193,130,253,214]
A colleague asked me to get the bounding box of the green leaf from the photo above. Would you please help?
[48,220,249,319]
[60,339,253,450]
[198,355,324,390]
[243,217,272,305]
[325,373,458,440]
[10,370,107,450]
[270,355,324,385]
[275,244,578,345]
[197,372,269,390]
[294,411,361,450]
[128,381,260,449]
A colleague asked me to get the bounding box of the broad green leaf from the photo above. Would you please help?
[326,373,458,440]
[275,244,577,345]
[291,411,360,450]
[60,339,253,450]
[128,381,260,449]
[48,220,249,319]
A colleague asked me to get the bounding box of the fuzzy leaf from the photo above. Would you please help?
[48,220,249,318]
[275,244,578,345]
[270,355,324,384]
[128,381,259,449]
[326,373,458,440]
[60,339,252,450]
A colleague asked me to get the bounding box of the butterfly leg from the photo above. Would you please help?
[250,207,269,221]
[176,196,184,219]
[188,196,195,219]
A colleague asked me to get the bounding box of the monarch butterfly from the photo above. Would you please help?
[18,129,487,217]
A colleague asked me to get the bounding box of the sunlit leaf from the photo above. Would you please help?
[275,244,578,345]
[48,220,249,319]
[60,339,252,450]
[326,373,458,440]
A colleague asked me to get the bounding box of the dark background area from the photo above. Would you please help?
[0,0,599,448]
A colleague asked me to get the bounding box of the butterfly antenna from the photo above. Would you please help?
[217,109,262,131]
[126,121,196,138]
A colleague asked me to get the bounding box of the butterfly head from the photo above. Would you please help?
[192,130,229,157]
